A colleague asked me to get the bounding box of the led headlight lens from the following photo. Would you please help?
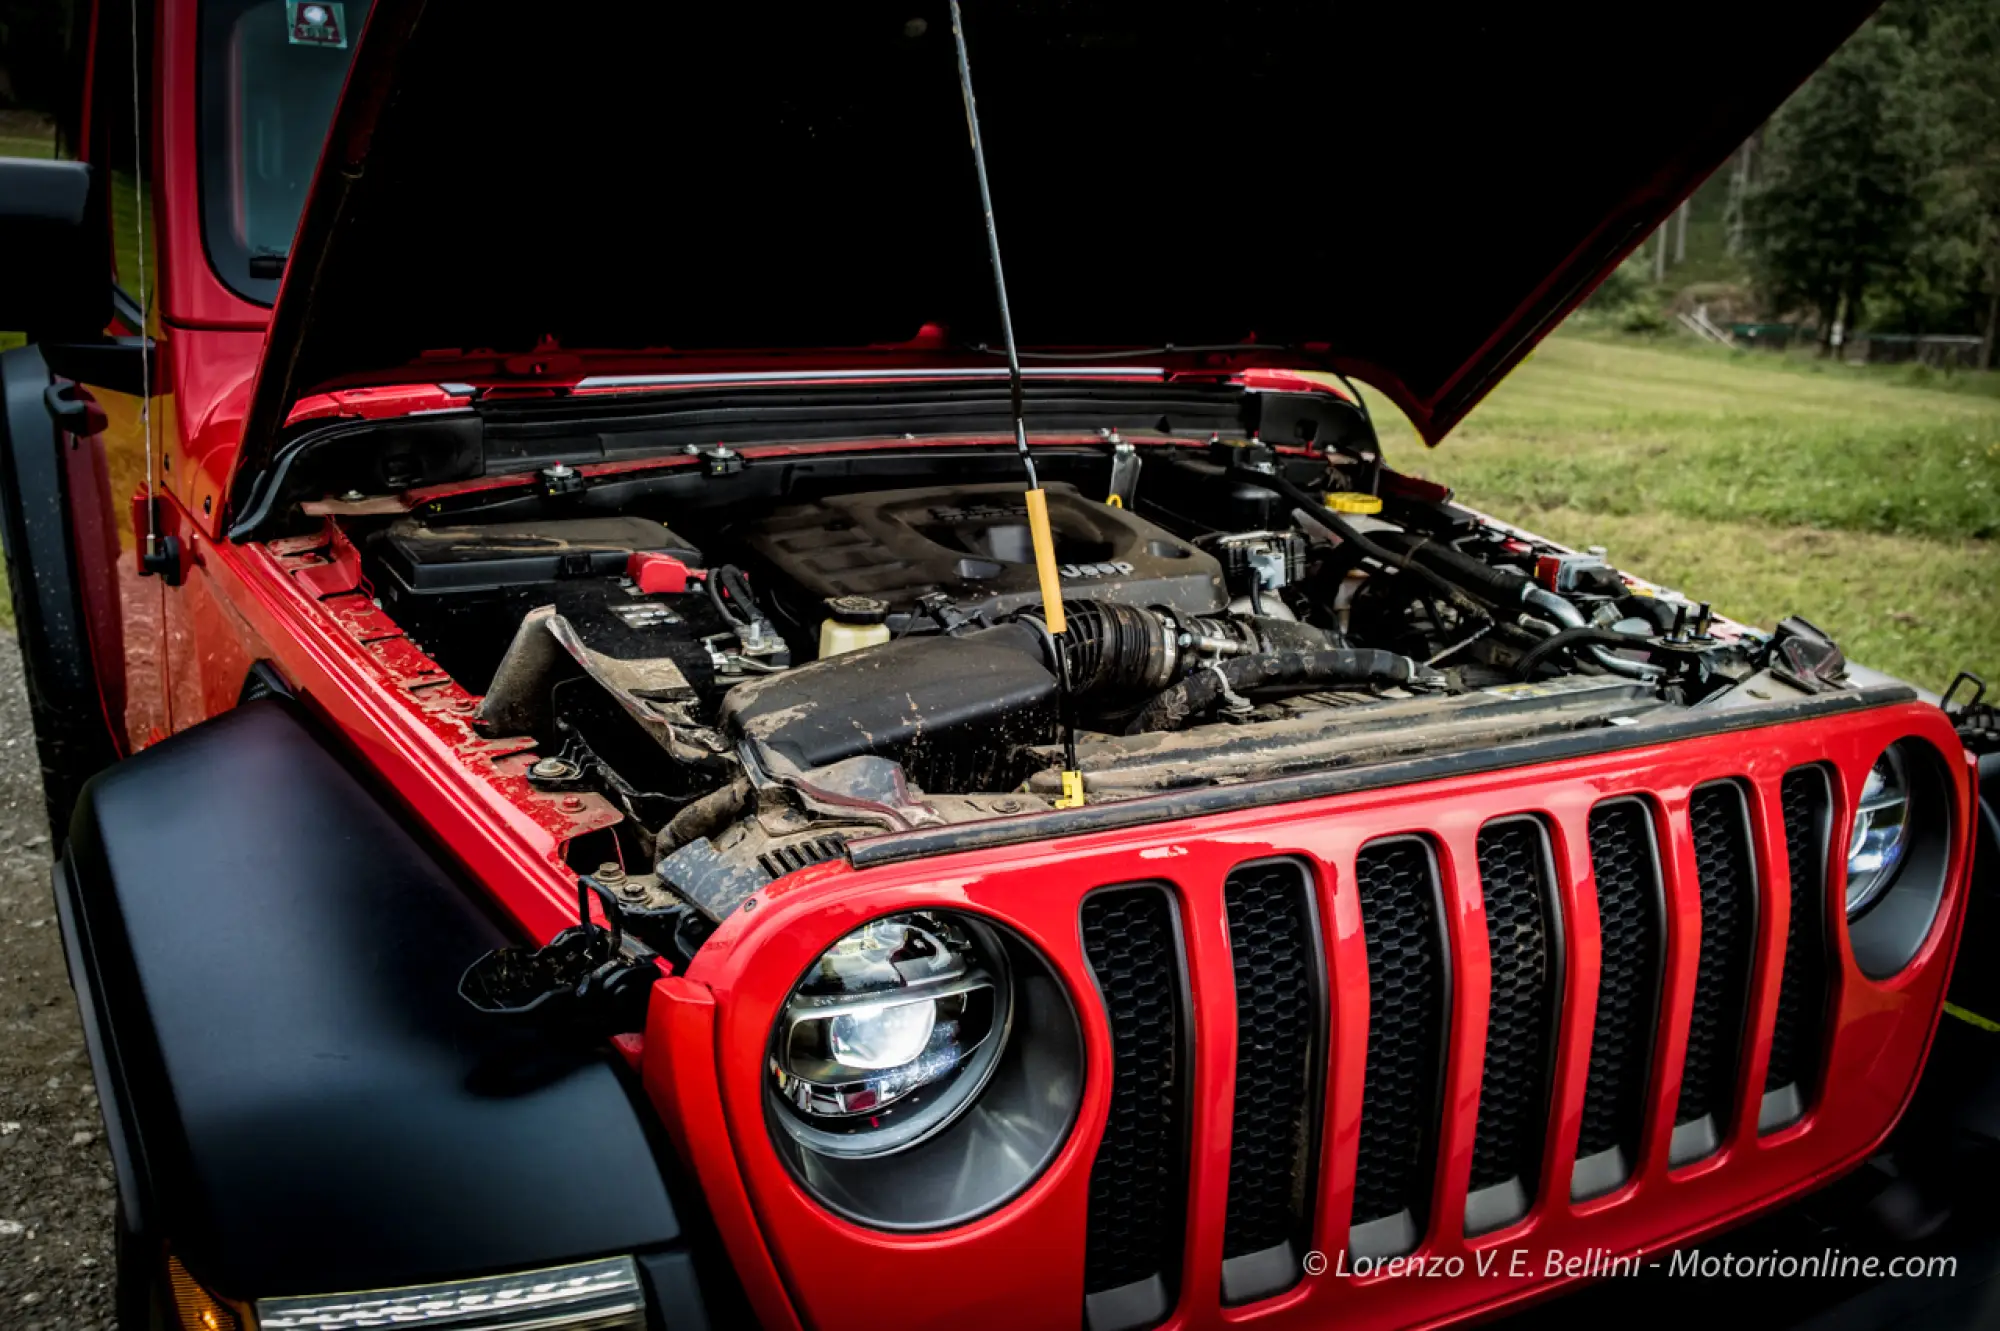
[1847,745,1913,919]
[254,1257,645,1330]
[770,910,1012,1158]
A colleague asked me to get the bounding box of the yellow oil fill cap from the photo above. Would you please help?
[1324,491,1384,515]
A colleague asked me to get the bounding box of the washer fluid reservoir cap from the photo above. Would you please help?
[826,595,891,625]
[1324,491,1384,515]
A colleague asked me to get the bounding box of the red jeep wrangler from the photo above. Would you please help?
[0,2,1990,1329]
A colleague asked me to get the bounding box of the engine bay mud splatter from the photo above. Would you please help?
[265,406,1866,960]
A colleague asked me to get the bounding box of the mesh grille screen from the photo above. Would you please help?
[1080,888,1186,1299]
[1222,862,1321,1261]
[1678,783,1758,1128]
[1578,800,1665,1160]
[1767,768,1831,1096]
[1469,821,1559,1193]
[1352,838,1447,1229]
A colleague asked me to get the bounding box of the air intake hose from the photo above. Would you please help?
[1044,599,1348,698]
[1057,600,1191,696]
[1124,648,1437,734]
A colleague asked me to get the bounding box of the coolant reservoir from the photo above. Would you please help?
[818,595,891,658]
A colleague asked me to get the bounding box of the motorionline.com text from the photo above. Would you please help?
[1301,1247,1960,1281]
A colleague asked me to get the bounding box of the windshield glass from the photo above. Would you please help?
[199,0,373,303]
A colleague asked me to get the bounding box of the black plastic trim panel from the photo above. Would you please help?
[231,380,1330,537]
[54,699,717,1309]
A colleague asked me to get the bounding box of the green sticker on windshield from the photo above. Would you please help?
[288,1,348,48]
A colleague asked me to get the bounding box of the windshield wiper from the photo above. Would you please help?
[248,250,288,281]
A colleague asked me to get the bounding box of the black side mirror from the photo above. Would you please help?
[0,158,158,411]
[40,337,157,396]
[0,158,112,341]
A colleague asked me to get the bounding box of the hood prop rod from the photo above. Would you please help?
[949,0,1084,807]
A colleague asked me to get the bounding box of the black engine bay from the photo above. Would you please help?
[328,406,1854,957]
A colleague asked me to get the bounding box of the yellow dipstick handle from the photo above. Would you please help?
[1023,486,1067,635]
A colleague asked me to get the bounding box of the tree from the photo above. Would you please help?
[1923,0,2000,366]
[1743,21,1932,351]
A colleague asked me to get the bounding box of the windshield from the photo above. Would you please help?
[199,0,373,303]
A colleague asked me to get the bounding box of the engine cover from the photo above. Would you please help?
[742,482,1227,624]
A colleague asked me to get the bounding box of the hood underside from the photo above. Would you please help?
[241,0,1875,482]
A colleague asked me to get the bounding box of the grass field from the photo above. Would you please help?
[1357,334,2000,692]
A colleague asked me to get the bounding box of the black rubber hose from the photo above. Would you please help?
[1514,625,1651,679]
[661,778,751,852]
[1373,531,1534,604]
[1244,614,1346,654]
[1230,469,1491,616]
[1124,648,1433,734]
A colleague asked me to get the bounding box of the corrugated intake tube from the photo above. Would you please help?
[1125,648,1435,734]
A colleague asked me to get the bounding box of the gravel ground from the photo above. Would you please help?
[0,635,117,1329]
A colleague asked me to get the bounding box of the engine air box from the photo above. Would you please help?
[741,482,1226,626]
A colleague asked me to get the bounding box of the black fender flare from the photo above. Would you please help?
[0,343,119,834]
[55,697,737,1325]
[1904,752,2000,1154]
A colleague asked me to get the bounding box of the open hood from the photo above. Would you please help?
[240,0,1875,487]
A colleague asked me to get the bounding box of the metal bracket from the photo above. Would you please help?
[686,443,744,477]
[458,876,657,1035]
[1106,438,1141,507]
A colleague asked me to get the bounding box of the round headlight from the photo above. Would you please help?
[1847,745,1912,919]
[769,911,1012,1159]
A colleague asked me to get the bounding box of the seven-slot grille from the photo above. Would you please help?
[1077,767,1839,1329]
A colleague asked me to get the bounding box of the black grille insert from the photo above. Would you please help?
[1080,887,1187,1331]
[1350,837,1448,1257]
[1221,861,1323,1302]
[1675,782,1759,1162]
[1764,767,1831,1128]
[1574,798,1665,1198]
[1467,819,1561,1232]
